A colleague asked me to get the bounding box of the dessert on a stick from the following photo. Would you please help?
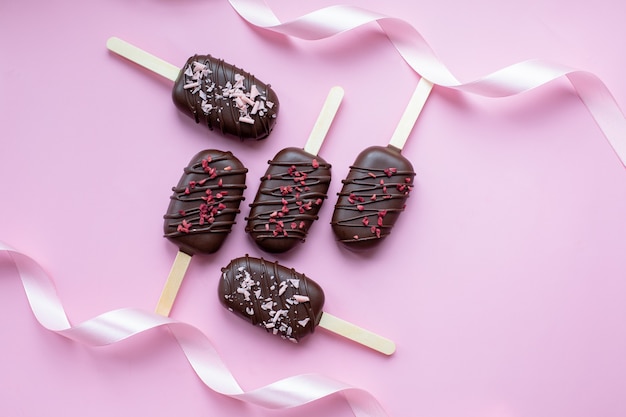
[106,37,279,140]
[219,255,396,355]
[245,86,344,253]
[156,150,248,316]
[331,78,433,250]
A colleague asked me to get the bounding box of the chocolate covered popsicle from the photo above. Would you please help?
[245,86,343,253]
[106,37,279,141]
[331,78,433,250]
[219,255,396,355]
[156,149,247,316]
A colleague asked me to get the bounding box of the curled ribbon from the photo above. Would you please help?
[0,242,388,417]
[227,0,626,168]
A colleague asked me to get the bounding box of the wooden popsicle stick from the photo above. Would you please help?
[155,250,193,316]
[106,36,180,82]
[303,86,345,156]
[318,312,396,355]
[387,77,434,150]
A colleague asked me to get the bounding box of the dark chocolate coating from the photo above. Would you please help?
[172,55,279,141]
[219,255,325,343]
[331,145,415,250]
[245,147,332,253]
[163,150,247,255]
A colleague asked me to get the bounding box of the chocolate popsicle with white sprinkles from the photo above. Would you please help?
[219,255,396,355]
[106,37,279,141]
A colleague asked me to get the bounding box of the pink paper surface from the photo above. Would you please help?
[1,1,626,416]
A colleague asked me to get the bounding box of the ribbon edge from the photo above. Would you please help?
[0,242,390,417]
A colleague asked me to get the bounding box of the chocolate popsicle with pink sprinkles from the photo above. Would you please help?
[331,78,433,250]
[156,149,247,316]
[245,86,344,253]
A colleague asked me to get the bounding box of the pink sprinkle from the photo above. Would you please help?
[224,166,232,171]
[291,222,298,229]
[353,235,359,240]
[362,217,369,226]
[312,159,319,168]
[368,172,377,178]
[384,167,397,177]
[177,219,192,233]
[357,205,364,211]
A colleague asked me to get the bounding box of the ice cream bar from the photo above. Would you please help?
[106,37,279,141]
[163,149,248,255]
[245,148,332,253]
[156,149,247,316]
[219,255,396,355]
[331,78,432,250]
[331,145,415,249]
[245,87,344,253]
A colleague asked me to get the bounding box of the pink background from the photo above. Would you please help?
[1,0,625,416]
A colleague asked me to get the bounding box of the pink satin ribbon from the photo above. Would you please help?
[227,0,626,168]
[0,242,388,417]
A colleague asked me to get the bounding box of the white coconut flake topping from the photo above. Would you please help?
[227,264,314,342]
[182,62,273,123]
[293,295,310,303]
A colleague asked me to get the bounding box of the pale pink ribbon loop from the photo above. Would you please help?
[227,0,626,167]
[0,242,388,417]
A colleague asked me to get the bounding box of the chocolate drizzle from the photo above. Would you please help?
[219,255,325,343]
[163,150,247,255]
[172,55,279,141]
[245,147,331,253]
[331,145,415,250]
